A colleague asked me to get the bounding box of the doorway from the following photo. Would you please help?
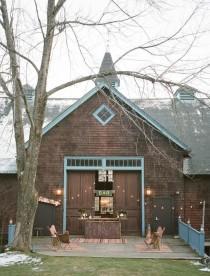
[151,197,175,234]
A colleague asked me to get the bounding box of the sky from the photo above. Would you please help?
[1,0,210,99]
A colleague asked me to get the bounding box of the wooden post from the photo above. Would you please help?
[201,200,205,231]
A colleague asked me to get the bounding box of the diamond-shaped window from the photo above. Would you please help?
[93,104,115,126]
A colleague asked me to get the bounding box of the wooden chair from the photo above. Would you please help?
[49,225,72,250]
[152,226,165,250]
[48,225,61,249]
[144,225,153,247]
[58,231,72,250]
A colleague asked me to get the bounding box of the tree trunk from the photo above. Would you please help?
[13,173,38,251]
[13,96,47,251]
[0,0,64,251]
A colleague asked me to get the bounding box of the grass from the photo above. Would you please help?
[0,255,208,276]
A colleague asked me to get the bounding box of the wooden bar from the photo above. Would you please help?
[84,218,121,239]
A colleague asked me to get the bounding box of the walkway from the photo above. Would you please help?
[32,236,199,259]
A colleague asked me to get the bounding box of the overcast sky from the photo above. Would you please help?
[2,0,210,98]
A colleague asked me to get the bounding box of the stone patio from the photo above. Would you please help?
[32,236,200,259]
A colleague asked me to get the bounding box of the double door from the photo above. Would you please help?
[67,171,141,235]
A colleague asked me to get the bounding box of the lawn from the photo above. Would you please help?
[0,255,208,276]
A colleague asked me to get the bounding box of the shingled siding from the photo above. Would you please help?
[184,176,210,237]
[36,91,185,234]
[0,174,17,234]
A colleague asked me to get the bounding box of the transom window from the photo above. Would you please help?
[93,104,115,126]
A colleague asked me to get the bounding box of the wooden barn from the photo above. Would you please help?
[0,52,210,238]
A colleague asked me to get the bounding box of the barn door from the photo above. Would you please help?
[67,171,95,234]
[114,171,140,235]
[151,197,175,235]
[33,202,56,236]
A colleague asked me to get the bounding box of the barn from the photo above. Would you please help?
[0,52,210,238]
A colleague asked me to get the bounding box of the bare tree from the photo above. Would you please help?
[0,0,209,251]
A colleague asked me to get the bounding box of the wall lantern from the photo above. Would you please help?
[145,187,152,196]
[55,188,62,196]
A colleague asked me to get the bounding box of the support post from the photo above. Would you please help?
[8,224,15,247]
[63,158,67,232]
[141,158,145,236]
[199,228,205,257]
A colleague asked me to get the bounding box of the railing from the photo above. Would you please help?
[178,218,205,256]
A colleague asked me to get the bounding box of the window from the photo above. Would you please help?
[93,104,115,126]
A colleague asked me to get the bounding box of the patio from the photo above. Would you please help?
[32,236,199,259]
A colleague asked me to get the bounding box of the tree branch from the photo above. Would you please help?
[55,12,141,28]
[54,0,66,16]
[114,3,200,64]
[47,70,200,97]
[33,0,45,39]
[0,73,13,99]
[0,42,39,73]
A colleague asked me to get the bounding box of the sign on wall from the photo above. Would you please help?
[95,190,113,197]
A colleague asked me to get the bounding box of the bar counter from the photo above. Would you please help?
[84,218,121,239]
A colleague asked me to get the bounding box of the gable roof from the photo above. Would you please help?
[135,97,210,175]
[1,88,210,174]
[42,82,189,152]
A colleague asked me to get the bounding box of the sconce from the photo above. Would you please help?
[55,188,62,196]
[145,187,152,197]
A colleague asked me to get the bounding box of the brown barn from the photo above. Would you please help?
[0,52,210,238]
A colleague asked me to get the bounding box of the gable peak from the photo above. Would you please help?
[96,52,120,88]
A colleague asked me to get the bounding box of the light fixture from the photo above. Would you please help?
[55,188,62,196]
[145,187,152,196]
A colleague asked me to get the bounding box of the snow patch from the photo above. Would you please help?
[200,267,210,272]
[0,252,42,267]
[191,261,203,266]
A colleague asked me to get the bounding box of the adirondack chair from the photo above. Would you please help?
[49,225,61,248]
[58,231,72,249]
[144,225,165,250]
[152,226,165,250]
[144,224,153,247]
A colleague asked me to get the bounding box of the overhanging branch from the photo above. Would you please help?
[47,70,200,97]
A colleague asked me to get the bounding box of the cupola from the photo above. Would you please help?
[96,52,120,88]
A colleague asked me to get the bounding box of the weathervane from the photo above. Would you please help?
[106,29,110,51]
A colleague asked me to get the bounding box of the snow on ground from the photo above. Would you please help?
[200,267,210,272]
[0,252,42,267]
[191,261,203,266]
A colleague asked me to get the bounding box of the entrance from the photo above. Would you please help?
[67,171,95,234]
[151,197,175,234]
[67,170,141,235]
[34,202,56,236]
[114,172,141,235]
[64,156,144,235]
